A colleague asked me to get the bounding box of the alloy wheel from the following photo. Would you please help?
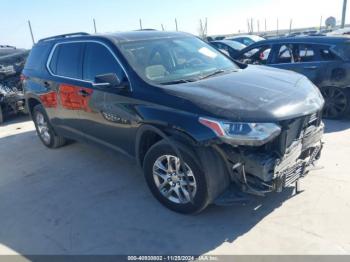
[152,155,197,204]
[35,112,51,144]
[321,87,348,118]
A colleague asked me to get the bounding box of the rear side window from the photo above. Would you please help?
[49,42,83,79]
[297,44,315,62]
[83,42,123,81]
[25,43,51,71]
[319,45,337,61]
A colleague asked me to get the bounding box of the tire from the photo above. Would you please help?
[0,105,3,124]
[32,104,66,148]
[321,86,350,119]
[143,139,210,214]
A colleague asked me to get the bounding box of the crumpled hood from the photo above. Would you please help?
[163,65,325,121]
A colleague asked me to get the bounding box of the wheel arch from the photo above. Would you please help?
[135,124,198,168]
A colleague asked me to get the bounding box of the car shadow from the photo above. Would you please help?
[324,119,350,133]
[0,130,296,255]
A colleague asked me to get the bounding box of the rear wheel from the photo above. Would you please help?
[143,140,210,214]
[321,86,350,119]
[33,104,66,148]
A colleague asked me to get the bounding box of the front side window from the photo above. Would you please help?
[240,45,271,65]
[83,42,123,81]
[51,43,83,79]
[119,36,238,84]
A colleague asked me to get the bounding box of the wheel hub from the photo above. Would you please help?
[152,155,197,204]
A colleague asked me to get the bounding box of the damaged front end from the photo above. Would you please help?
[0,46,29,123]
[202,111,324,199]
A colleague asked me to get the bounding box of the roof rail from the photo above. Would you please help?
[38,32,90,43]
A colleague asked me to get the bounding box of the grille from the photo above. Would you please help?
[282,162,305,187]
[275,111,321,156]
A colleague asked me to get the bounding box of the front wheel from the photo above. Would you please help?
[321,86,350,119]
[143,140,210,214]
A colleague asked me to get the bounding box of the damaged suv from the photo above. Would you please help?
[23,31,324,213]
[0,45,29,123]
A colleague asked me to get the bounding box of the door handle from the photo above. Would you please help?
[78,89,91,97]
[304,66,317,70]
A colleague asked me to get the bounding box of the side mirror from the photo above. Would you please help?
[93,73,122,88]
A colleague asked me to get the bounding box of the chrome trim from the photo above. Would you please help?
[45,40,133,91]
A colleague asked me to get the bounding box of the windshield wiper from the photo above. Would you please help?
[160,79,198,85]
[200,69,226,80]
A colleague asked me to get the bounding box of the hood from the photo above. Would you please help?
[163,65,324,122]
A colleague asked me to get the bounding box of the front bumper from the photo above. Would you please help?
[220,122,324,195]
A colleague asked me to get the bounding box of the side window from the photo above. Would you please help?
[276,44,293,63]
[83,42,123,81]
[319,45,337,61]
[54,43,83,78]
[240,45,271,65]
[297,44,315,62]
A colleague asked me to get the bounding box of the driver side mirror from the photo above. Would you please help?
[93,73,123,88]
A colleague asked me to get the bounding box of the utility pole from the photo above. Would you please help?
[27,20,35,45]
[251,18,253,33]
[139,19,143,30]
[276,18,279,36]
[257,20,260,33]
[161,24,165,31]
[289,19,293,34]
[265,18,267,32]
[320,16,323,30]
[247,19,250,33]
[341,0,347,28]
[93,18,97,33]
[175,18,178,31]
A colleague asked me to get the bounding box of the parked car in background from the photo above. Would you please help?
[0,46,29,123]
[234,36,350,119]
[225,34,265,46]
[210,40,246,57]
[23,31,324,214]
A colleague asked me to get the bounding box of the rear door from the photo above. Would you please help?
[269,43,326,85]
[47,42,88,140]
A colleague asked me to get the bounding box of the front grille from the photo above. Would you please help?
[281,162,305,187]
[274,111,321,156]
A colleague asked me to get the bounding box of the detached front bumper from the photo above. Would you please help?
[219,122,324,196]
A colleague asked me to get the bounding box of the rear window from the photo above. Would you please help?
[332,43,350,60]
[24,43,51,71]
[49,42,83,79]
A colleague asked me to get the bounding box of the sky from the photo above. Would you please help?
[0,0,347,48]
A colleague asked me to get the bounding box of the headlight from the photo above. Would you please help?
[199,117,281,146]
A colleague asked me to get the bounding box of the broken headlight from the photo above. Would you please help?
[199,117,281,146]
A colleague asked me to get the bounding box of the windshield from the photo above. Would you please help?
[118,36,239,85]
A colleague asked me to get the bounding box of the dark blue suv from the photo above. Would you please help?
[234,36,350,119]
[23,31,324,213]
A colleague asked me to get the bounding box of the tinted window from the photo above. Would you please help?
[25,43,51,71]
[319,45,337,61]
[83,42,123,81]
[55,43,83,78]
